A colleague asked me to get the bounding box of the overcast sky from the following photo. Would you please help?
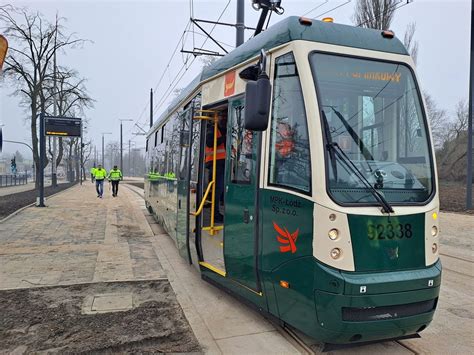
[0,0,471,157]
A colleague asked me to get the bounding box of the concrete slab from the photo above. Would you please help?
[216,330,299,354]
[90,292,134,313]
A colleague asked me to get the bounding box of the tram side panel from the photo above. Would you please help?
[259,189,320,336]
[145,177,178,245]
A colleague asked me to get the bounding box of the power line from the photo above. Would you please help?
[152,0,233,118]
[127,20,192,138]
[314,0,352,19]
[356,0,411,28]
[302,0,329,17]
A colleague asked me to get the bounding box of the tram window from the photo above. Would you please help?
[230,102,254,184]
[268,52,311,193]
[311,53,433,203]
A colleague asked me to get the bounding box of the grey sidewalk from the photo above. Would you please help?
[0,183,166,289]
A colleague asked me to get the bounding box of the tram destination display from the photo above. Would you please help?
[44,116,82,137]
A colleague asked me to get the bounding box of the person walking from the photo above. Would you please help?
[94,164,107,198]
[108,165,123,197]
[90,165,96,183]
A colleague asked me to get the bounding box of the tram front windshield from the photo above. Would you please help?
[311,53,434,205]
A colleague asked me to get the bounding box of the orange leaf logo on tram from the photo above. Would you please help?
[273,221,299,254]
[224,71,236,97]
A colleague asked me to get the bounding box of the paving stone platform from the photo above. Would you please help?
[0,183,166,289]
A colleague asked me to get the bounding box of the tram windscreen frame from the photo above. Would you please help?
[310,52,435,205]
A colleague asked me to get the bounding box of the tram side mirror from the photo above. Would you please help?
[244,75,271,131]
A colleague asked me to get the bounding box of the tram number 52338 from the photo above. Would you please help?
[367,223,413,240]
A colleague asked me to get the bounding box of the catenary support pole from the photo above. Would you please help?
[128,140,131,177]
[80,122,83,185]
[38,112,45,207]
[102,134,104,166]
[120,121,123,171]
[236,0,245,47]
[467,0,473,210]
[150,88,153,128]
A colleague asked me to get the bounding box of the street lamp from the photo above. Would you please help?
[101,132,112,167]
[128,140,136,176]
[119,119,133,175]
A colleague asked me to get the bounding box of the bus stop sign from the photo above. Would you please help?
[45,116,82,137]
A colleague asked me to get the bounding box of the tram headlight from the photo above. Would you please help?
[330,248,342,259]
[328,229,339,241]
[431,226,438,237]
[432,243,438,254]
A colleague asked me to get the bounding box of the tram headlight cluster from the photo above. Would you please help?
[432,243,438,254]
[330,248,342,259]
[328,228,339,241]
[431,226,438,237]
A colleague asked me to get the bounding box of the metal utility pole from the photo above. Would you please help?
[101,132,112,167]
[236,0,245,47]
[80,122,83,185]
[38,113,45,207]
[119,119,133,173]
[150,88,153,128]
[128,140,131,176]
[51,13,58,187]
[467,0,473,209]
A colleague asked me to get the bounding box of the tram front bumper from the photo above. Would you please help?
[314,260,441,344]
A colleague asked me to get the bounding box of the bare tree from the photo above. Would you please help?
[352,0,398,30]
[404,22,419,65]
[424,92,448,150]
[0,5,86,187]
[437,99,469,181]
[46,66,93,170]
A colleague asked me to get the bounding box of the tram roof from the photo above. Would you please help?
[149,16,408,136]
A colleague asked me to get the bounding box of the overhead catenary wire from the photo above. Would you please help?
[356,0,411,28]
[152,0,232,117]
[301,0,329,17]
[128,20,193,138]
[314,0,352,19]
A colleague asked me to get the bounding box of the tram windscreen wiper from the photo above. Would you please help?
[327,142,394,213]
[321,111,338,181]
[327,106,374,161]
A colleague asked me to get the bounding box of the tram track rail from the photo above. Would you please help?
[439,252,473,264]
[439,252,473,278]
[394,340,419,354]
[277,324,317,354]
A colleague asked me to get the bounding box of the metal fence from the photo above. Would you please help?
[0,174,28,188]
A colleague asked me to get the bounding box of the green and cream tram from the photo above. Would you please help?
[145,16,441,345]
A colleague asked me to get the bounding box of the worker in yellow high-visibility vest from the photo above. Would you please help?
[108,165,123,197]
[90,166,97,183]
[94,164,107,198]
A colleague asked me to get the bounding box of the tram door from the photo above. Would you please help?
[176,108,192,262]
[224,97,260,291]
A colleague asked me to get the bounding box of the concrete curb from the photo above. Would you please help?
[0,183,79,224]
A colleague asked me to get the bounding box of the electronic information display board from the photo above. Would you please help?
[45,116,82,137]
